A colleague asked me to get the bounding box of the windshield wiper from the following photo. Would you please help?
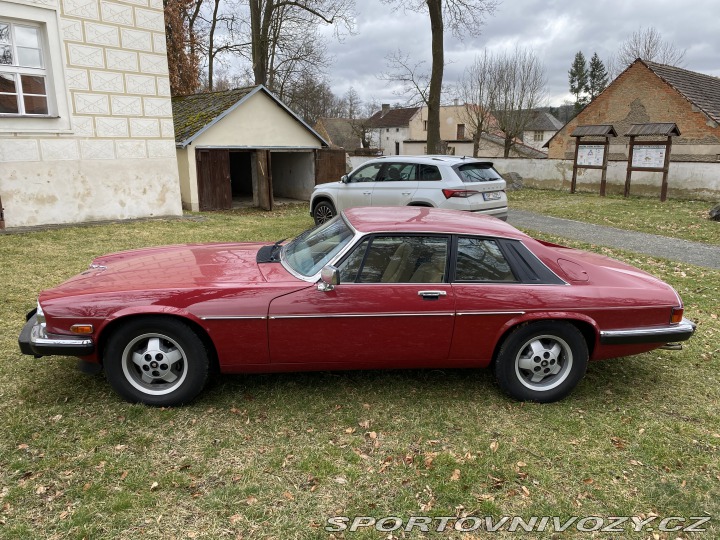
[270,238,286,261]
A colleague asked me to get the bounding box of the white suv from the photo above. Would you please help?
[310,155,508,225]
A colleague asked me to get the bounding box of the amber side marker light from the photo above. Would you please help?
[70,324,94,334]
[670,308,684,324]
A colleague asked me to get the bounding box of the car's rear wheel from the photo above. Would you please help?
[313,200,336,225]
[104,317,209,406]
[494,321,588,403]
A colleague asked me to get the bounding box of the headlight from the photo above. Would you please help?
[36,301,46,325]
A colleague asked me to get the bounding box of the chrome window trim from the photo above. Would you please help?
[280,215,364,283]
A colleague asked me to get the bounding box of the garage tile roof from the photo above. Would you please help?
[172,86,255,145]
[171,85,328,148]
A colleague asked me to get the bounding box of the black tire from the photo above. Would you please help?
[104,317,209,406]
[494,321,588,403]
[313,200,336,225]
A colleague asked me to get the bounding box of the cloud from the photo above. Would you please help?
[323,0,720,108]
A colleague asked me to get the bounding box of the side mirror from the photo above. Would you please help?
[340,174,349,184]
[318,264,339,292]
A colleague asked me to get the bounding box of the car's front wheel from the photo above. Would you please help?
[312,200,336,225]
[494,321,588,403]
[104,317,209,406]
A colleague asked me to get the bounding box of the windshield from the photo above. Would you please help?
[456,163,503,183]
[283,216,355,277]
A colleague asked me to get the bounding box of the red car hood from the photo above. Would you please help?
[43,242,294,298]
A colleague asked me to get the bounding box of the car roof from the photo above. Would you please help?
[364,155,494,167]
[343,207,528,240]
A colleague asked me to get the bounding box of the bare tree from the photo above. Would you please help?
[610,26,686,77]
[248,0,354,87]
[263,7,331,99]
[200,0,250,91]
[283,72,346,125]
[488,46,547,157]
[344,87,361,119]
[381,0,498,154]
[455,50,498,157]
[379,50,432,107]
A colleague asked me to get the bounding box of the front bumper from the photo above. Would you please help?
[18,312,95,357]
[599,317,696,346]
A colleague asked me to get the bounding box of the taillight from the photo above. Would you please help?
[442,189,479,199]
[670,307,684,324]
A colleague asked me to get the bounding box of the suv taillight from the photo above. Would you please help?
[442,189,479,199]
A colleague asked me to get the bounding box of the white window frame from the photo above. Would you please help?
[0,1,71,133]
[1,20,49,115]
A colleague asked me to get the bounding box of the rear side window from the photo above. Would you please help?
[454,237,516,282]
[418,164,441,181]
[455,163,503,183]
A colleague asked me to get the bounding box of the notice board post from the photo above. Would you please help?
[570,125,617,195]
[623,123,680,202]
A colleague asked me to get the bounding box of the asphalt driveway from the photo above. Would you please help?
[509,209,720,270]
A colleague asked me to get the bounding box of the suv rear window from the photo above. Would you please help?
[455,163,503,183]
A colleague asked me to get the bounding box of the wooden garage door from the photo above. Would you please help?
[315,148,347,185]
[196,149,231,211]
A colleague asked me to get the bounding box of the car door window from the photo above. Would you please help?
[455,237,517,282]
[349,163,382,182]
[418,164,442,181]
[379,163,416,182]
[338,236,448,283]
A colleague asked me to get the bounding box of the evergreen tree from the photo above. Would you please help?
[587,52,609,99]
[568,51,589,112]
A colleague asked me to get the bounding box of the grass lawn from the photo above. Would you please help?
[0,201,718,539]
[509,188,720,245]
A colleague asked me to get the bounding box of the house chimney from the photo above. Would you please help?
[381,103,390,116]
[453,98,459,106]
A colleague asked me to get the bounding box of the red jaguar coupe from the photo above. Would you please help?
[19,207,695,406]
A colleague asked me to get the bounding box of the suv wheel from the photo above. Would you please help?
[313,201,336,225]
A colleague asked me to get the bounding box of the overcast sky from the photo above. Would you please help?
[320,0,720,108]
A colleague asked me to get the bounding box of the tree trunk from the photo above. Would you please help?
[504,135,512,158]
[473,131,481,157]
[426,0,443,154]
[250,0,274,85]
[207,0,221,91]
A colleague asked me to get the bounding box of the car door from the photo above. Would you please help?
[371,162,419,207]
[267,235,455,368]
[335,162,382,211]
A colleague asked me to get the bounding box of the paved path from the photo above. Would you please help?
[508,209,720,270]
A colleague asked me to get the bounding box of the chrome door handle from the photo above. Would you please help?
[418,290,447,299]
